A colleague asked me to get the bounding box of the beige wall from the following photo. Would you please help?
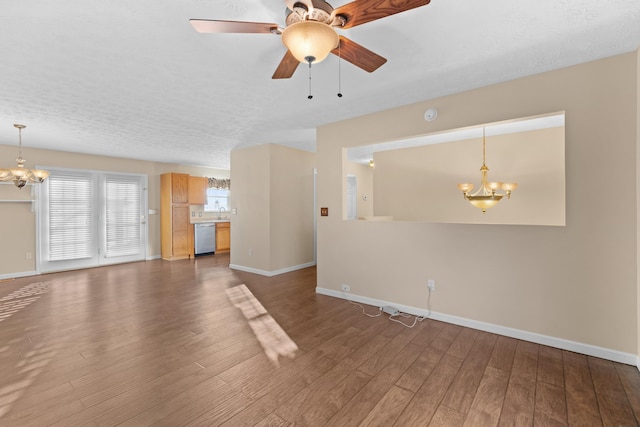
[637,48,640,361]
[0,146,228,277]
[317,52,638,355]
[229,144,273,272]
[344,158,374,219]
[369,127,565,225]
[230,144,316,274]
[269,144,316,271]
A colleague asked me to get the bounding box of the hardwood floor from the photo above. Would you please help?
[0,255,639,426]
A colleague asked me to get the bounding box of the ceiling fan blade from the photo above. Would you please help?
[331,36,387,73]
[272,50,300,79]
[190,19,280,34]
[332,0,431,29]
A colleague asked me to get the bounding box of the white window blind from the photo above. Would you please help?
[47,171,95,261]
[38,168,147,273]
[105,175,142,258]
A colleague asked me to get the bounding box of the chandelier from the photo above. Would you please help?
[457,128,517,213]
[0,124,49,189]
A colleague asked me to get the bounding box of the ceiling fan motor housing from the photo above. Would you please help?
[286,0,335,26]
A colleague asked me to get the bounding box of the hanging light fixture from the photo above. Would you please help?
[457,128,517,213]
[0,124,49,189]
[281,20,339,65]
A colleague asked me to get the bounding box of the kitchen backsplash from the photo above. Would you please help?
[189,205,229,221]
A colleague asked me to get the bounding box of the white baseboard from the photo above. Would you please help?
[0,270,37,281]
[230,261,316,277]
[316,287,638,367]
[146,254,161,260]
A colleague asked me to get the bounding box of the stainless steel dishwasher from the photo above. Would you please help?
[194,223,216,256]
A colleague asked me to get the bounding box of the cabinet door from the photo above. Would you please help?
[172,205,190,256]
[188,176,208,205]
[216,222,230,252]
[171,173,189,204]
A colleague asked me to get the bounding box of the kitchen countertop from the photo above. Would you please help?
[191,218,230,224]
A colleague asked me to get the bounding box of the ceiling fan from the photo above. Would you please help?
[190,0,432,79]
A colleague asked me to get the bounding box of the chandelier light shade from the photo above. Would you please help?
[457,128,517,213]
[0,124,49,189]
[281,20,339,64]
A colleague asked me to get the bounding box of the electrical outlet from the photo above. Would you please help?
[341,284,351,292]
[25,252,32,260]
[248,249,253,256]
[428,279,435,291]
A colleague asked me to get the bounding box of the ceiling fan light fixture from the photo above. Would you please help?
[281,20,338,64]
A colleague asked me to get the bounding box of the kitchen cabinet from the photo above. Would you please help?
[216,222,230,253]
[188,176,208,205]
[161,173,193,260]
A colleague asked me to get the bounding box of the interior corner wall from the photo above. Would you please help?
[230,144,316,275]
[229,144,271,272]
[317,52,638,356]
[268,144,316,272]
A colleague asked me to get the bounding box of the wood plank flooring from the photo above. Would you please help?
[0,255,639,426]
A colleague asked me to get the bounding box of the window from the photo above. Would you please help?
[46,170,95,262]
[37,168,147,273]
[105,174,143,258]
[204,188,230,212]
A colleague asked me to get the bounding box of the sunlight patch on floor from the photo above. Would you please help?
[226,284,298,366]
[0,281,58,420]
[0,282,51,322]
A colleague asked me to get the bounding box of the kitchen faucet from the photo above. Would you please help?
[217,206,224,220]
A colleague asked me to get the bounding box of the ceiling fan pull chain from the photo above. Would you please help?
[337,41,343,98]
[307,58,313,99]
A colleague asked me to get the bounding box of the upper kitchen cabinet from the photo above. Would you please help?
[189,176,208,205]
[169,173,189,204]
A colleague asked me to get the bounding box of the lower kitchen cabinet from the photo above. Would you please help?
[216,222,230,253]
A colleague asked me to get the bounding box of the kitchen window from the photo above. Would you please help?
[204,188,230,212]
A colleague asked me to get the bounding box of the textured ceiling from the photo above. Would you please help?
[0,0,639,170]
